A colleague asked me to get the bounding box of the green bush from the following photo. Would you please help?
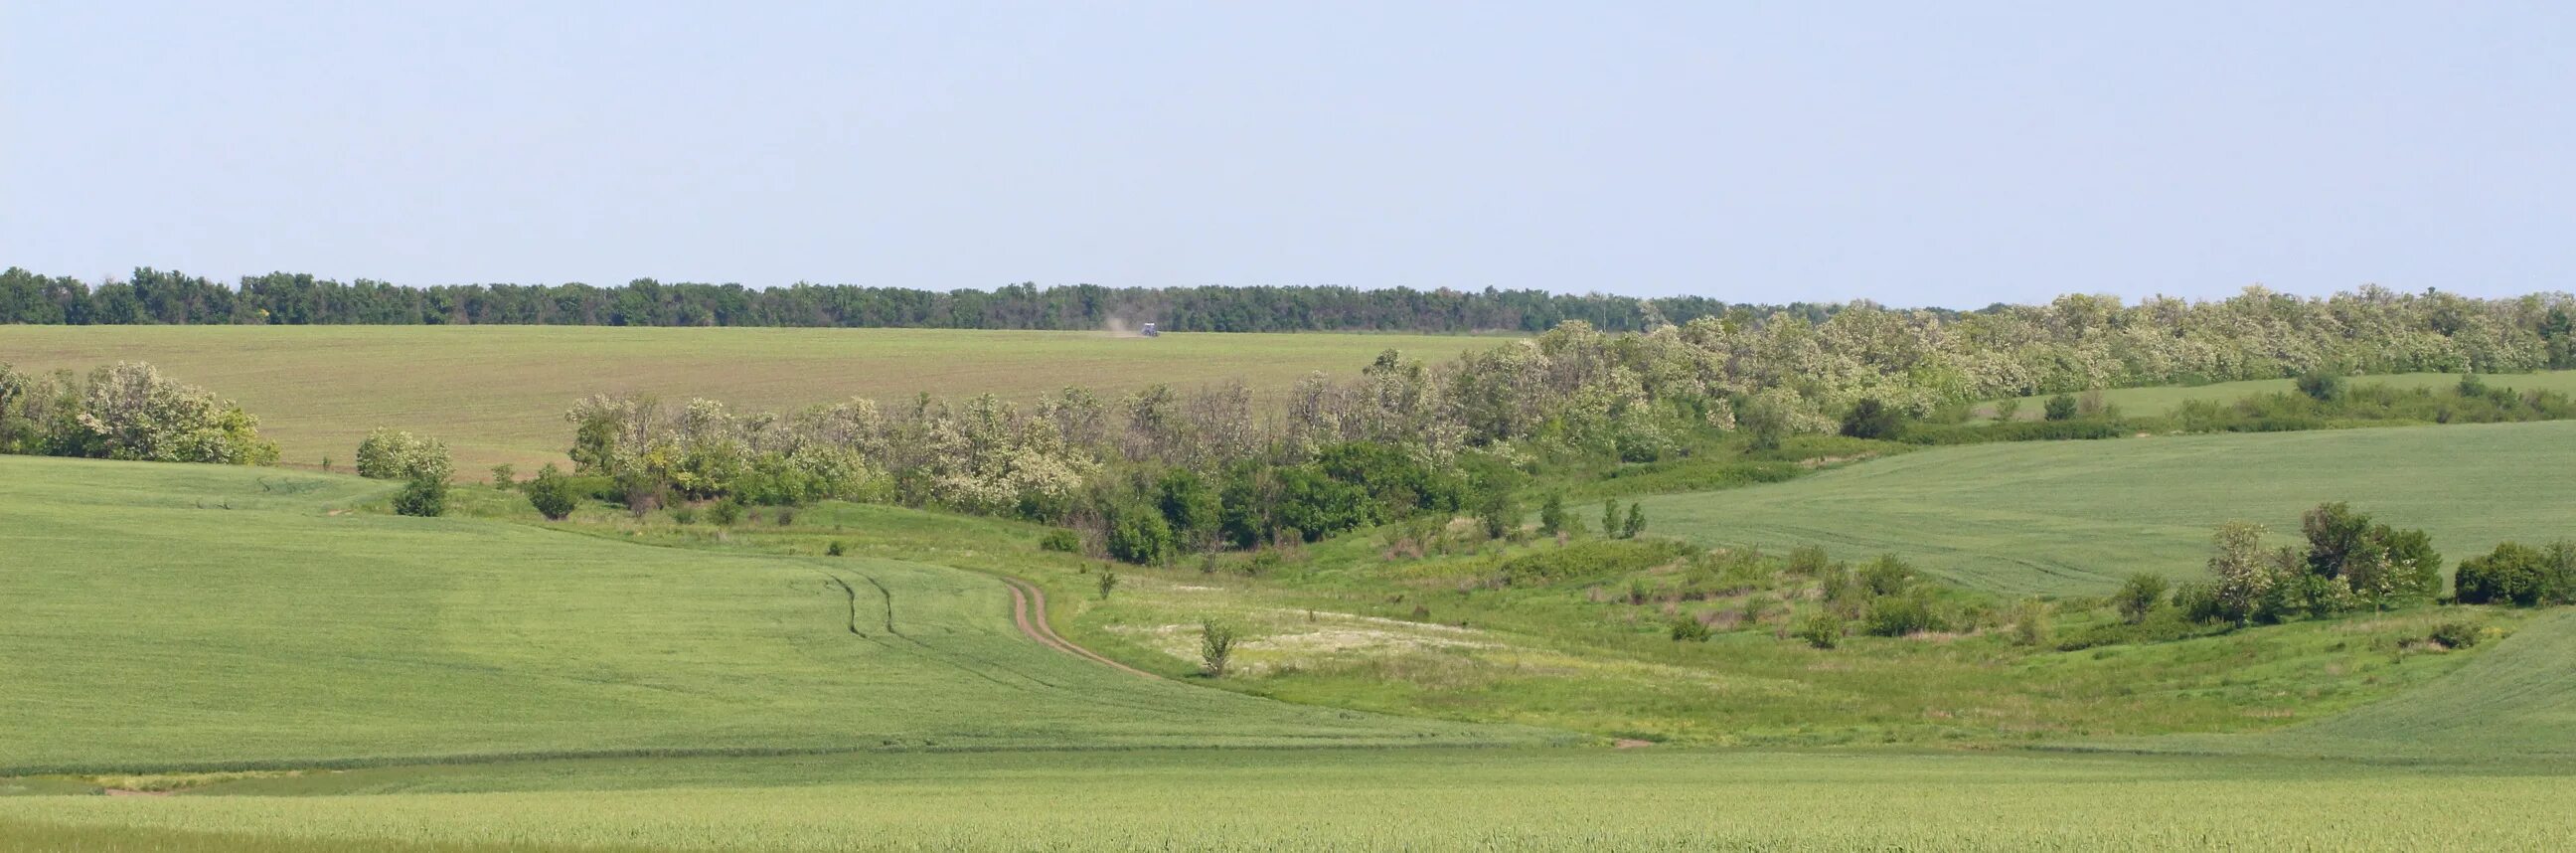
[1096,571,1119,600]
[1619,502,1646,540]
[1794,611,1845,649]
[1496,539,1695,586]
[672,506,699,525]
[2295,370,2346,403]
[1863,595,1940,637]
[1200,620,1237,677]
[391,473,447,518]
[1839,398,1904,440]
[2115,573,2170,623]
[489,463,515,489]
[826,540,847,557]
[356,428,452,481]
[1039,529,1083,554]
[2043,394,2079,422]
[2454,541,2562,605]
[1858,555,1913,596]
[1537,492,1568,536]
[707,499,743,527]
[1669,616,1712,642]
[2429,621,2483,649]
[525,463,580,521]
[1106,501,1176,565]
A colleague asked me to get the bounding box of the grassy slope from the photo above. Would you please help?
[0,325,1493,470]
[1979,369,2576,419]
[0,456,1541,774]
[5,749,2570,851]
[1635,421,2576,596]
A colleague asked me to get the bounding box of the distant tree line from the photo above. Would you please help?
[0,266,1803,333]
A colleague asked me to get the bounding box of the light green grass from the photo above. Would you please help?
[1979,369,2576,419]
[0,325,1494,470]
[0,455,1546,774]
[5,749,2570,851]
[1636,421,2576,596]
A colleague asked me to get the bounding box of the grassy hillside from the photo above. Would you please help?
[0,325,1494,470]
[1635,421,2576,596]
[1979,369,2576,419]
[6,749,2570,851]
[0,456,1539,774]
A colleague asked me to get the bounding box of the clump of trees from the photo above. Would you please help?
[357,428,455,517]
[2454,541,2576,606]
[2185,504,2442,625]
[0,361,278,464]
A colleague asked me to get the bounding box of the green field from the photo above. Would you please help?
[0,325,1492,471]
[7,749,2573,851]
[1979,369,2576,419]
[1637,421,2576,595]
[0,455,1537,774]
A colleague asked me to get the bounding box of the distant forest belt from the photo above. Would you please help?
[0,325,1497,471]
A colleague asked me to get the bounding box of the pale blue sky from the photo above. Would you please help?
[3,2,2568,305]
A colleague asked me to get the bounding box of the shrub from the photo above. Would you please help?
[774,507,796,526]
[1839,398,1904,440]
[1620,502,1646,540]
[489,463,515,489]
[2115,573,2170,623]
[1040,529,1083,554]
[1794,611,1845,649]
[2174,581,2224,624]
[2296,370,2346,403]
[1992,398,2021,422]
[1786,545,1831,577]
[1601,499,1620,537]
[1857,554,1914,596]
[1477,489,1519,539]
[1106,500,1177,565]
[2429,621,2483,649]
[707,499,743,527]
[525,463,580,520]
[1096,571,1119,600]
[2010,598,2051,646]
[356,428,450,481]
[2043,394,2079,422]
[391,473,447,517]
[1537,492,1568,536]
[1864,595,1940,637]
[2455,541,2552,605]
[672,506,700,525]
[1670,616,1712,642]
[826,540,847,557]
[1200,620,1238,677]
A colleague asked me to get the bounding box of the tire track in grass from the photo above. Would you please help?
[996,576,1158,679]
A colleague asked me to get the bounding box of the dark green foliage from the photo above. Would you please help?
[1900,419,2129,445]
[1106,500,1177,565]
[2174,582,2225,625]
[1096,571,1119,599]
[1863,595,1940,637]
[2172,380,2576,434]
[525,463,579,521]
[2454,541,2576,606]
[1602,499,1621,537]
[1669,616,1712,642]
[1786,545,1831,577]
[391,473,447,518]
[1620,502,1646,539]
[2429,621,2484,649]
[2043,394,2079,422]
[1316,441,1467,519]
[1537,492,1568,536]
[0,265,1744,333]
[1273,467,1371,544]
[1039,529,1083,554]
[2295,370,2347,402]
[1839,398,1904,440]
[1153,468,1220,548]
[2115,573,2170,623]
[2299,502,2442,607]
[672,506,700,525]
[1477,489,1520,539]
[1857,555,1913,597]
[826,540,847,557]
[489,463,515,489]
[707,498,743,527]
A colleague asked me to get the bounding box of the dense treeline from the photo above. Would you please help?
[0,266,1791,333]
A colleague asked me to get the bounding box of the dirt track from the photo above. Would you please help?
[997,576,1157,679]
